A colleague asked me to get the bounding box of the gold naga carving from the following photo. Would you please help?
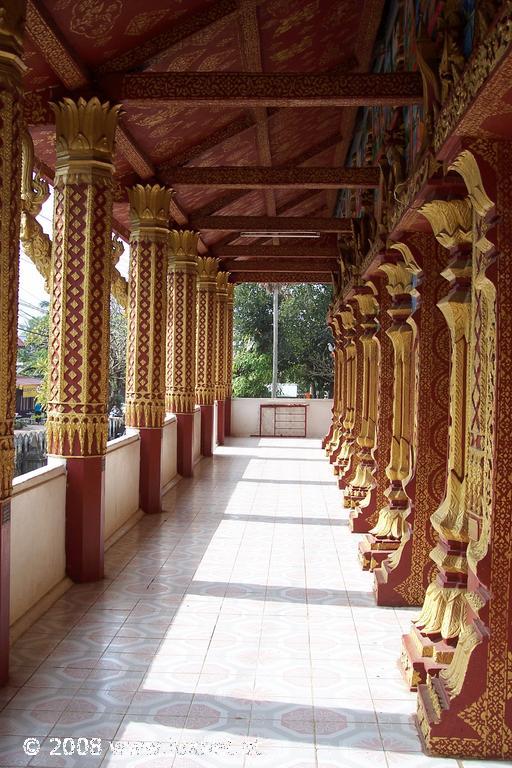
[367,244,420,549]
[166,230,199,414]
[110,236,128,310]
[344,282,380,510]
[20,130,51,291]
[195,256,219,407]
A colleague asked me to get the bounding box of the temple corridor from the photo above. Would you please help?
[1,438,496,768]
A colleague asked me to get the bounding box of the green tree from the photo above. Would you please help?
[232,282,333,398]
[16,298,128,411]
[108,298,127,411]
[279,284,334,397]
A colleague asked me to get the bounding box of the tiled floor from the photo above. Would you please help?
[0,438,506,767]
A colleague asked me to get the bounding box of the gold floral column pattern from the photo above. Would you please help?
[20,130,51,291]
[325,310,345,455]
[225,282,235,429]
[125,184,171,430]
[0,0,26,686]
[46,96,120,458]
[345,283,380,510]
[195,256,219,407]
[165,230,199,414]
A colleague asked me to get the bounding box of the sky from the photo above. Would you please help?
[18,189,130,333]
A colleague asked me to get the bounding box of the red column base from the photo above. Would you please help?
[217,400,225,445]
[66,456,105,583]
[0,498,11,685]
[176,412,194,478]
[200,405,214,457]
[139,428,163,514]
[358,533,398,571]
[349,497,378,533]
[224,396,232,437]
[400,626,448,690]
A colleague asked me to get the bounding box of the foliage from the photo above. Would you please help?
[232,344,273,398]
[232,282,333,398]
[16,298,128,411]
[108,298,127,410]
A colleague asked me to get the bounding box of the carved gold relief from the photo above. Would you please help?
[344,282,380,509]
[215,271,230,402]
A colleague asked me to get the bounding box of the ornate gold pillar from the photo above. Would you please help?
[358,248,420,571]
[0,1,26,686]
[215,271,229,446]
[165,230,199,477]
[195,256,219,457]
[224,283,234,437]
[125,185,171,514]
[345,283,380,516]
[46,97,120,583]
[401,199,473,689]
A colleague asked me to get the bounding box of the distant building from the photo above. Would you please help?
[16,376,42,415]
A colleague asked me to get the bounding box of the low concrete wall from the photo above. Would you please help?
[10,460,68,632]
[161,415,178,493]
[105,431,141,541]
[193,406,201,465]
[231,397,333,439]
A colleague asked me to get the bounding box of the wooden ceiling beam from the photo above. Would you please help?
[96,0,239,74]
[230,271,332,284]
[103,71,422,106]
[193,216,352,233]
[165,166,379,189]
[214,244,338,258]
[221,257,338,272]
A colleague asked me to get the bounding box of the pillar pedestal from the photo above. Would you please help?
[217,400,226,445]
[176,413,194,477]
[200,405,214,457]
[66,457,105,582]
[139,429,163,514]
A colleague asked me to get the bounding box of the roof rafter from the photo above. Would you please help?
[230,271,332,283]
[165,166,380,189]
[192,216,352,233]
[221,257,337,272]
[214,244,338,258]
[103,71,423,106]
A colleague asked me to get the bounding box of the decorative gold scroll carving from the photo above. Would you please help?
[226,283,234,399]
[20,130,51,290]
[333,303,358,477]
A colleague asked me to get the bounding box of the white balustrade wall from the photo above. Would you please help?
[230,398,333,439]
